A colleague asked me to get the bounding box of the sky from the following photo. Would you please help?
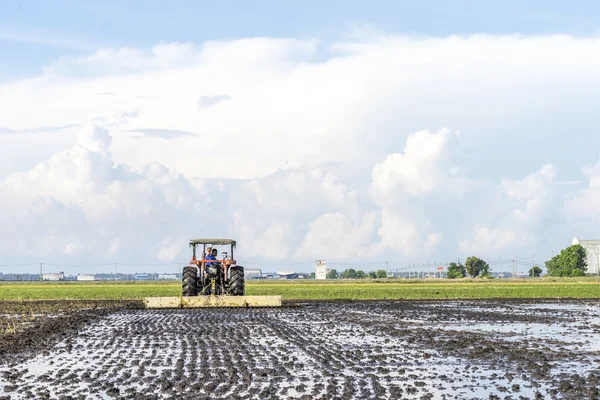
[1,1,600,274]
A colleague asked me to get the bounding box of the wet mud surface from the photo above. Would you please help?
[1,299,600,399]
[0,300,142,365]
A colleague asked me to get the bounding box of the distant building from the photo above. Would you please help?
[77,274,95,281]
[276,271,298,279]
[275,271,311,279]
[276,270,295,276]
[134,274,150,280]
[572,237,600,274]
[42,272,64,281]
[245,269,262,279]
[277,273,297,279]
[158,274,177,280]
[315,260,327,280]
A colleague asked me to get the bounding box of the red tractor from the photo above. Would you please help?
[182,239,245,297]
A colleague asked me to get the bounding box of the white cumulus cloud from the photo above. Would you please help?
[1,33,600,270]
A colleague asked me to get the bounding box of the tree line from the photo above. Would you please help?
[544,244,586,277]
[447,244,588,279]
[326,269,388,279]
[446,256,492,279]
[324,243,589,280]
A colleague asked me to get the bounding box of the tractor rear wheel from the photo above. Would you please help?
[229,266,245,296]
[182,266,198,296]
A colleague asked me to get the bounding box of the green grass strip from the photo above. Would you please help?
[1,278,600,300]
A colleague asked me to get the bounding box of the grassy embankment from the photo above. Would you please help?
[1,277,600,300]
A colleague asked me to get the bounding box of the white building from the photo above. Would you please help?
[158,274,177,280]
[315,260,327,280]
[245,269,262,279]
[77,274,95,281]
[572,237,600,274]
[42,272,64,281]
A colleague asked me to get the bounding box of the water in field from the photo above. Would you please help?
[1,300,600,399]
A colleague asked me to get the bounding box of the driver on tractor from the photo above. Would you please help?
[199,247,215,278]
[200,248,217,279]
[205,248,218,266]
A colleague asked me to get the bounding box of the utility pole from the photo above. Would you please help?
[386,261,389,278]
[114,263,117,281]
[39,263,43,280]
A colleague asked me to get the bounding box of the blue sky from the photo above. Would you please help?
[2,1,600,79]
[1,2,600,272]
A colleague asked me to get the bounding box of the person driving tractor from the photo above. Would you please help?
[199,247,215,278]
[205,248,218,266]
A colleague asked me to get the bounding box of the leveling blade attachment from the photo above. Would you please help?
[144,295,282,309]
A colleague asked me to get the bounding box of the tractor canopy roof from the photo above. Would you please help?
[189,238,236,247]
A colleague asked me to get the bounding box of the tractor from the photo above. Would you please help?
[143,238,281,308]
[182,238,244,297]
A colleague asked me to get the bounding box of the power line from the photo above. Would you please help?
[0,263,39,268]
[0,256,549,270]
[43,263,116,267]
[245,261,315,266]
[116,262,182,266]
[327,261,388,266]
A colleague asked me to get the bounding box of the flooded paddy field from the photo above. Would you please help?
[1,299,599,399]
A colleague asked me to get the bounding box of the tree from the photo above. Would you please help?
[447,262,466,279]
[309,272,316,279]
[340,268,357,279]
[479,263,492,279]
[465,256,488,278]
[326,269,338,279]
[528,266,542,278]
[376,269,387,279]
[545,244,587,277]
[545,256,559,276]
[356,270,366,279]
[369,271,377,279]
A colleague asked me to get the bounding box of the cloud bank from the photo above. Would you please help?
[1,33,600,271]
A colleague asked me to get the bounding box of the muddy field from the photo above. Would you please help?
[1,299,599,399]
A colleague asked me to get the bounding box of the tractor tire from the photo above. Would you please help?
[182,266,198,296]
[229,266,245,296]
